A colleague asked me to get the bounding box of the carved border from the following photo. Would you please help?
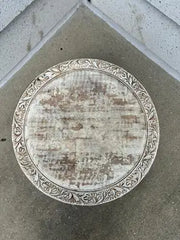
[12,59,159,205]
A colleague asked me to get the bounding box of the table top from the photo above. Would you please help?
[12,59,159,205]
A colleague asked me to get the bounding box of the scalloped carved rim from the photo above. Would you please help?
[12,59,159,206]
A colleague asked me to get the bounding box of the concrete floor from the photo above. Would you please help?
[0,5,180,240]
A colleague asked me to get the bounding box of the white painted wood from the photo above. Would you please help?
[25,69,147,191]
[12,59,159,205]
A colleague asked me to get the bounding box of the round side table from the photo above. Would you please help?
[12,59,159,206]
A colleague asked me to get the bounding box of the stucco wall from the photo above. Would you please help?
[0,0,180,86]
[92,0,180,75]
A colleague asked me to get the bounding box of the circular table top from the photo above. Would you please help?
[12,59,159,205]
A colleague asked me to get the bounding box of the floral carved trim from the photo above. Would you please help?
[12,59,159,206]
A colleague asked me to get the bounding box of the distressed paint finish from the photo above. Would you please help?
[25,70,147,190]
[12,59,159,205]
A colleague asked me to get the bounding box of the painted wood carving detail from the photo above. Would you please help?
[12,59,159,205]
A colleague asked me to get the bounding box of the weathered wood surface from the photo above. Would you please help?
[12,59,159,205]
[25,69,147,191]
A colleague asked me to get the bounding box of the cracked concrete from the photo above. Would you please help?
[0,5,180,240]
